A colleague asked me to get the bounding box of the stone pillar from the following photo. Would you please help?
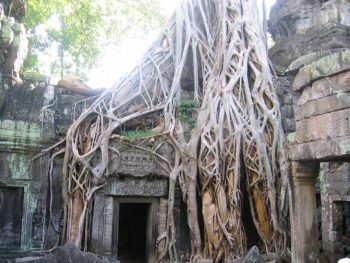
[291,161,319,263]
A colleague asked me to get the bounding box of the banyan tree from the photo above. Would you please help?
[46,0,290,262]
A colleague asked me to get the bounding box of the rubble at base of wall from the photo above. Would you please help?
[14,242,117,263]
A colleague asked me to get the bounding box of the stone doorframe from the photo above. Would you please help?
[283,50,350,263]
[111,197,159,263]
[290,161,320,263]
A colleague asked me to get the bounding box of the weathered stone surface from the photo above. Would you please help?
[296,93,350,121]
[320,162,350,263]
[55,92,86,134]
[229,246,264,263]
[0,82,93,257]
[295,108,350,144]
[106,176,168,197]
[287,50,334,72]
[297,70,350,105]
[273,76,297,133]
[261,254,283,263]
[0,0,28,82]
[288,135,350,161]
[39,242,112,263]
[291,161,320,263]
[283,118,296,132]
[281,105,295,118]
[90,192,105,254]
[109,146,170,177]
[15,256,43,262]
[268,0,350,67]
[292,50,350,91]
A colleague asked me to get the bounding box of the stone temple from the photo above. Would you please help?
[0,0,350,262]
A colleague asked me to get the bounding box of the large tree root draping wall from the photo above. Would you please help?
[42,0,289,262]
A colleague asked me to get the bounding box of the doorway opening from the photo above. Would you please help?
[117,203,150,263]
[332,201,350,260]
[0,186,24,248]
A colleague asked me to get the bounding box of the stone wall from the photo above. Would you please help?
[320,162,350,262]
[0,82,88,258]
[0,84,55,256]
[268,0,350,260]
[287,51,350,161]
[273,74,297,134]
[272,48,350,263]
[89,144,190,261]
[268,0,350,67]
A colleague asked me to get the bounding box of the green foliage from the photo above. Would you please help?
[177,100,199,129]
[23,0,166,79]
[121,129,156,139]
[56,124,67,136]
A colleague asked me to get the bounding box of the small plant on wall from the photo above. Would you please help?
[177,99,199,129]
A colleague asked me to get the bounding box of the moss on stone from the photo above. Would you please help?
[286,132,296,144]
[0,120,41,145]
[9,153,29,179]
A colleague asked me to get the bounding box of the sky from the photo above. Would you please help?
[87,0,277,88]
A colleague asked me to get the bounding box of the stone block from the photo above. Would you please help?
[282,118,296,133]
[297,70,350,105]
[288,135,350,161]
[328,162,344,173]
[325,183,350,194]
[262,253,283,263]
[281,93,294,105]
[281,105,295,118]
[40,241,112,262]
[292,50,350,91]
[231,246,264,263]
[106,177,168,197]
[296,92,350,121]
[295,109,350,144]
[288,50,335,72]
[343,163,350,172]
[323,172,350,183]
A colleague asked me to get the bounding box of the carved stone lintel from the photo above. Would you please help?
[106,176,168,197]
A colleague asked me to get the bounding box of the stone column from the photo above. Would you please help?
[291,161,319,263]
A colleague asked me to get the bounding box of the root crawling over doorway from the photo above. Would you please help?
[44,0,289,262]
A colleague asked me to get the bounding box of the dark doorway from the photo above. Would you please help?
[332,201,350,260]
[241,176,260,249]
[117,203,149,263]
[0,186,24,248]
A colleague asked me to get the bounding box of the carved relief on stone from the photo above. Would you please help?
[32,200,44,247]
[268,0,350,67]
[4,21,28,79]
[108,146,169,178]
[8,0,26,22]
[0,0,28,83]
[106,176,168,197]
[0,16,14,65]
[1,0,26,22]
